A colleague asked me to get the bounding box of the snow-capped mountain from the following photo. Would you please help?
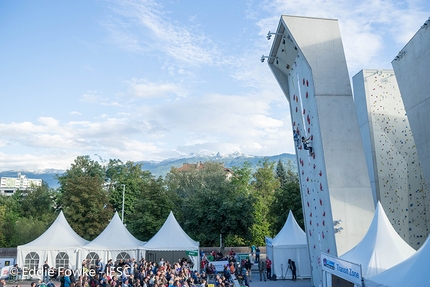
[0,152,296,189]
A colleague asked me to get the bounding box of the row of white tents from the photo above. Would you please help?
[265,201,430,286]
[341,202,430,287]
[18,201,428,286]
[16,211,199,274]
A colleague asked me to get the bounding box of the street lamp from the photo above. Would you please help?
[121,184,125,223]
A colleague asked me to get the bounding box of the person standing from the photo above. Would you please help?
[255,247,260,263]
[244,270,251,287]
[250,245,256,261]
[258,258,267,281]
[43,261,50,283]
[244,258,252,282]
[288,259,297,281]
[266,257,272,280]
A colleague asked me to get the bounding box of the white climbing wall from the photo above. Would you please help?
[267,16,375,286]
[392,19,430,244]
[353,69,429,250]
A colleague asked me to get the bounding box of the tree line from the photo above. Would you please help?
[0,155,302,248]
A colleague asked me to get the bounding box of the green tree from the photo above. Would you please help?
[20,182,56,221]
[127,176,177,240]
[270,160,303,232]
[56,155,113,240]
[166,162,254,247]
[250,159,279,244]
[105,159,152,225]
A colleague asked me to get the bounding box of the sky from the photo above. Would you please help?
[0,0,429,172]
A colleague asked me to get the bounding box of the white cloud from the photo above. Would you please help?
[81,90,106,104]
[125,78,185,99]
[107,0,222,66]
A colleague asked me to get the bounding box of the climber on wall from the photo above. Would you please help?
[301,136,314,156]
[293,129,300,148]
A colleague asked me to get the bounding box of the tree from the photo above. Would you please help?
[250,159,280,244]
[166,162,254,247]
[20,182,56,221]
[270,160,303,232]
[275,159,288,189]
[56,156,113,240]
[127,176,178,240]
[105,159,152,225]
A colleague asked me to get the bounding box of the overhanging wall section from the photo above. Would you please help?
[268,15,375,286]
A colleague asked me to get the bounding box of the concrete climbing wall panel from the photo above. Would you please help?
[267,15,375,286]
[353,69,429,250]
[392,18,430,243]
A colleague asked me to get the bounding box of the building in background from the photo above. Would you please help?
[265,15,375,285]
[353,69,430,250]
[0,172,42,196]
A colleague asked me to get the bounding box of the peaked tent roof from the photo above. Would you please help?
[364,235,430,287]
[142,211,199,251]
[340,201,415,278]
[20,211,89,248]
[83,212,144,250]
[271,210,307,246]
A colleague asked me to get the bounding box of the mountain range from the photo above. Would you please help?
[0,152,297,189]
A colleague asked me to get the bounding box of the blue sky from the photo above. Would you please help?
[0,0,429,171]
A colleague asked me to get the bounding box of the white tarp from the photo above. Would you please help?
[364,235,430,287]
[79,212,145,264]
[266,210,311,279]
[340,201,415,278]
[142,211,200,271]
[17,211,89,275]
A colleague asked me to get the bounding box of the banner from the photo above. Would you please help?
[321,252,362,285]
[186,250,198,256]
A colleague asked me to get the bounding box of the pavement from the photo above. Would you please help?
[245,266,313,287]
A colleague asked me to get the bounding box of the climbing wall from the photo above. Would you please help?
[392,20,430,245]
[288,52,337,282]
[353,69,430,250]
[267,16,376,286]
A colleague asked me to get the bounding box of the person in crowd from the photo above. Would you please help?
[255,247,260,263]
[266,257,272,280]
[250,245,256,262]
[258,258,266,281]
[96,259,103,277]
[244,258,252,282]
[43,261,50,283]
[244,270,250,287]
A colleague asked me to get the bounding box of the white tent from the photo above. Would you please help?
[340,201,415,278]
[79,212,145,266]
[17,211,89,276]
[265,210,311,279]
[364,233,430,287]
[142,211,200,271]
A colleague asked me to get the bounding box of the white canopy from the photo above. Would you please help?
[17,211,89,272]
[266,210,311,279]
[143,211,199,251]
[142,211,199,271]
[364,234,430,287]
[340,201,415,278]
[79,212,145,264]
